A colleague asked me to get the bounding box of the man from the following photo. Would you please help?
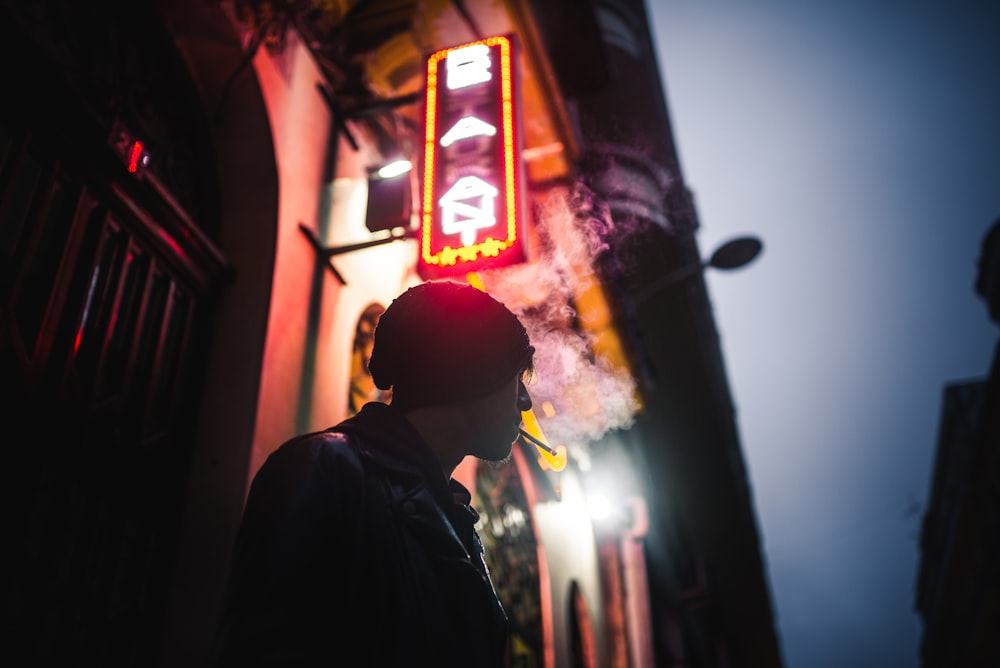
[215,280,535,667]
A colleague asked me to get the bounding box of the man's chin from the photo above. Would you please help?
[478,443,514,465]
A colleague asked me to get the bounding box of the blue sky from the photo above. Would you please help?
[648,2,1000,666]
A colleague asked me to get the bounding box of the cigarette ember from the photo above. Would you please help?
[518,428,558,456]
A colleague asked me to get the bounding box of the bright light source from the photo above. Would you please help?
[377,159,412,179]
[587,493,614,521]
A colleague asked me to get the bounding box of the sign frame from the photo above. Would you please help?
[419,34,526,278]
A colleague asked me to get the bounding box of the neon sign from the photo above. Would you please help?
[419,35,526,278]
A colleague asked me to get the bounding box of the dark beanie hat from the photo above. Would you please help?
[367,281,534,409]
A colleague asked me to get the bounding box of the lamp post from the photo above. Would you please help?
[625,233,767,666]
[623,233,764,414]
[632,235,763,306]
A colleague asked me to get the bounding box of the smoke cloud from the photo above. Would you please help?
[478,183,641,451]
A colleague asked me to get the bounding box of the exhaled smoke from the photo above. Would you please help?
[478,183,641,450]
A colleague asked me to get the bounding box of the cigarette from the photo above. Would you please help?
[518,428,558,456]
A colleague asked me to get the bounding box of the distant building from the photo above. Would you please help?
[916,218,1000,667]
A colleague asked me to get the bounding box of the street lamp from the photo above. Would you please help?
[632,235,763,306]
[375,158,412,179]
[299,157,418,285]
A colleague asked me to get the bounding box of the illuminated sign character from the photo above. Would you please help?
[446,43,492,90]
[439,117,497,147]
[419,35,526,278]
[440,176,498,247]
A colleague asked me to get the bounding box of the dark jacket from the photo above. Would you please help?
[215,402,509,667]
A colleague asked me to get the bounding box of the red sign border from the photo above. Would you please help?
[420,34,525,277]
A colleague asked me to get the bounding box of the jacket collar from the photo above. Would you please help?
[334,402,484,563]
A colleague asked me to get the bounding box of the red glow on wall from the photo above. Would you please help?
[419,35,526,279]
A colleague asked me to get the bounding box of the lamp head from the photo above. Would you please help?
[708,236,763,270]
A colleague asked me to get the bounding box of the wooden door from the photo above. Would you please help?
[0,5,228,663]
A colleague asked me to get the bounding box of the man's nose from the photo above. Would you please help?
[517,381,532,411]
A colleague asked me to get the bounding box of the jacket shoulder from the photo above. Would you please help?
[246,428,367,504]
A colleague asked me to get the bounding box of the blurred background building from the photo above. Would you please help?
[917,219,1000,667]
[0,0,782,665]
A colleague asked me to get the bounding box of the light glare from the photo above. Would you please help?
[377,159,412,179]
[587,493,613,521]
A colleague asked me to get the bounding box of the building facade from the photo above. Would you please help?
[0,0,782,665]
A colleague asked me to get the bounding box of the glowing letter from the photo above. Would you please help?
[440,116,497,147]
[439,176,498,246]
[446,44,492,90]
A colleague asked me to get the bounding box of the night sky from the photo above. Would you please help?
[648,1,1000,666]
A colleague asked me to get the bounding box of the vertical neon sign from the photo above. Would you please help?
[420,35,525,278]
